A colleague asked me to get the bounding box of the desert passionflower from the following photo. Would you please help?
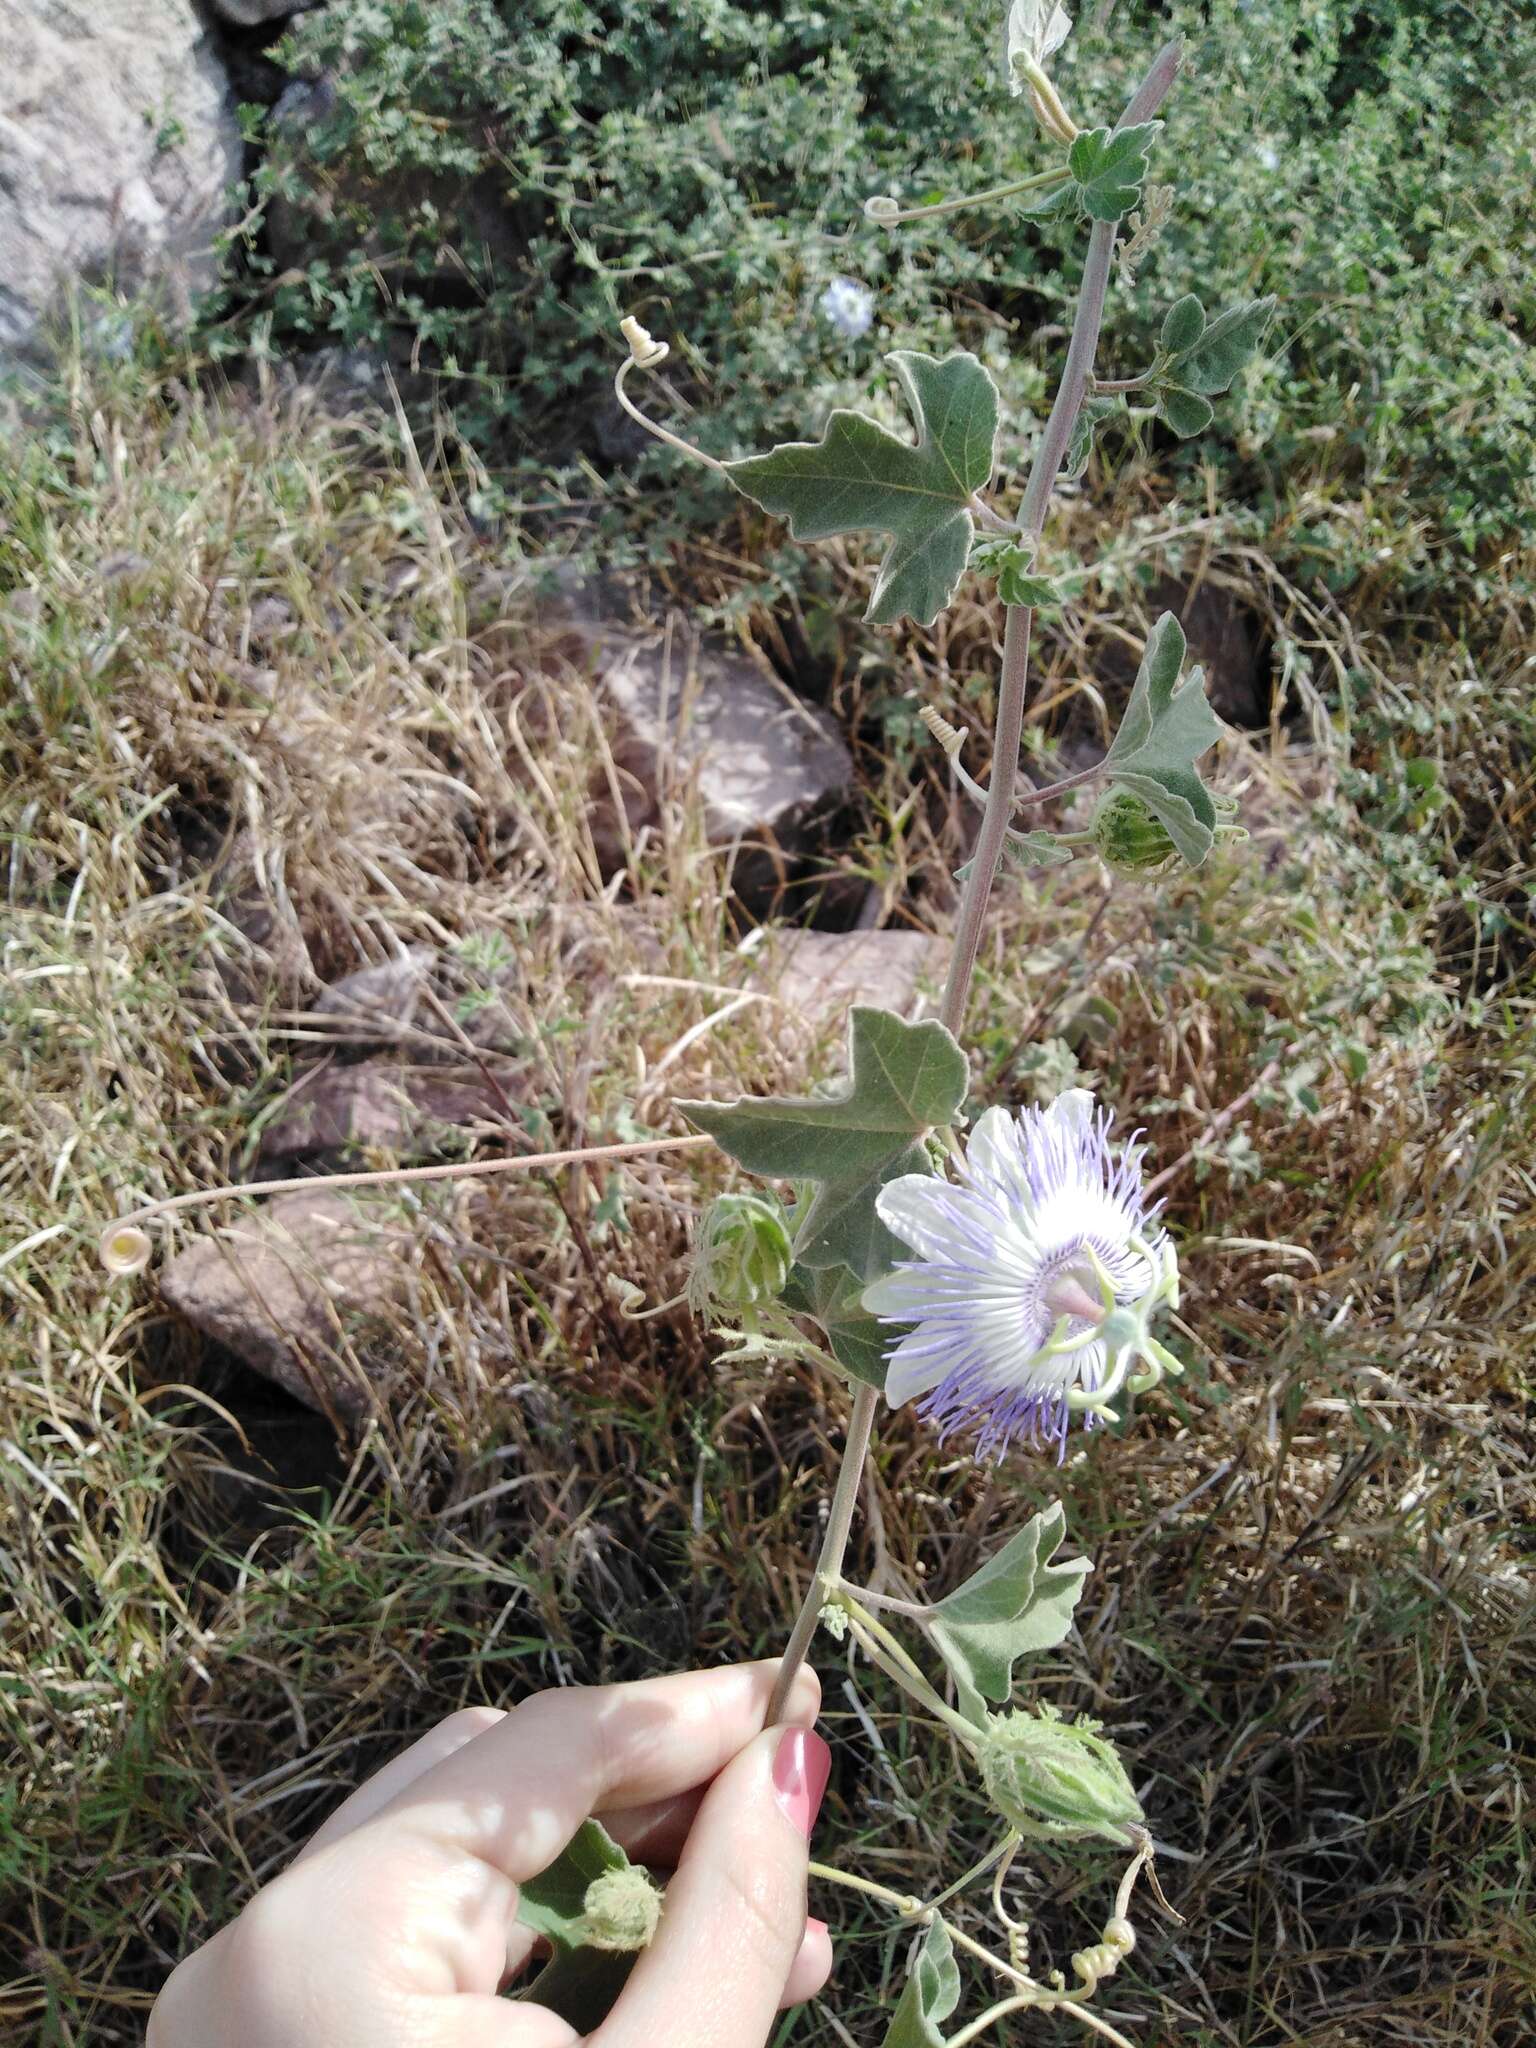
[863,1090,1179,1460]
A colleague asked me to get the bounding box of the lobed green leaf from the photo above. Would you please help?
[1064,120,1160,221]
[929,1502,1091,1724]
[726,351,999,628]
[1180,296,1276,395]
[1157,383,1216,438]
[1160,292,1206,356]
[1102,611,1226,867]
[781,1260,894,1387]
[680,1007,968,1278]
[970,536,1071,610]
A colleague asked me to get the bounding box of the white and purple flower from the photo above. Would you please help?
[863,1090,1177,1462]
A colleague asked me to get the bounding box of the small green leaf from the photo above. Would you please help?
[882,1915,961,2048]
[1064,121,1159,222]
[1157,383,1215,438]
[970,537,1066,609]
[1102,611,1226,867]
[726,351,1000,627]
[782,1260,894,1387]
[1180,296,1275,395]
[1000,568,1062,608]
[955,829,1075,884]
[1064,395,1119,482]
[929,1503,1091,1723]
[680,1007,968,1275]
[1160,292,1205,357]
[1004,829,1076,869]
[518,1947,638,2033]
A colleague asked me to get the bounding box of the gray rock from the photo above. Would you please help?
[211,829,315,1004]
[258,1064,507,1161]
[159,1192,408,1421]
[750,928,946,1030]
[592,637,854,908]
[315,948,436,1035]
[0,0,241,365]
[212,0,314,23]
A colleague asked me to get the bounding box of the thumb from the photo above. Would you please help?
[594,1725,830,2048]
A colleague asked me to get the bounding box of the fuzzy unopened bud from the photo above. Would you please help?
[1091,789,1179,876]
[687,1192,793,1317]
[976,1704,1143,1847]
[581,1867,662,1952]
[1092,788,1245,877]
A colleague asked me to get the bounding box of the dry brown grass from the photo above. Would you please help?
[1,356,1531,2047]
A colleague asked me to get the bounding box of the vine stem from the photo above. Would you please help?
[766,1381,878,1723]
[949,1992,1137,2048]
[766,36,1183,1728]
[806,1862,1031,1989]
[943,38,1182,1037]
[840,1605,977,1743]
[103,1135,712,1235]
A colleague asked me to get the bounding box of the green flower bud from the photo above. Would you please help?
[580,1867,662,1952]
[1090,789,1179,876]
[687,1192,793,1316]
[1092,788,1245,877]
[976,1704,1144,1847]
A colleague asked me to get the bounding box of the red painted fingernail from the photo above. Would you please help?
[772,1727,830,1840]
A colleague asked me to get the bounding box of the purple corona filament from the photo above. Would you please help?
[863,1090,1170,1462]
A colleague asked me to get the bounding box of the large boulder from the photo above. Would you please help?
[0,0,241,365]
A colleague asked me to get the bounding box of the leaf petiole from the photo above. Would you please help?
[840,1599,981,1744]
[867,165,1071,227]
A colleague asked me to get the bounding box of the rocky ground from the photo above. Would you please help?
[1,344,1531,2044]
[1,7,1533,2041]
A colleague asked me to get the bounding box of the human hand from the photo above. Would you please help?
[148,1661,832,2048]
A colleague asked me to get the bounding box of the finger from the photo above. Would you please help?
[594,1724,830,2048]
[781,1918,833,2010]
[600,1788,704,1867]
[360,1659,820,1888]
[299,1707,507,1861]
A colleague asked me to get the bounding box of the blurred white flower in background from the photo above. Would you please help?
[819,276,875,341]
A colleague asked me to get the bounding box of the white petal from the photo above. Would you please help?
[875,1174,994,1267]
[1006,0,1073,90]
[962,1105,1029,1206]
[1042,1086,1095,1140]
[862,1268,939,1320]
[884,1337,953,1407]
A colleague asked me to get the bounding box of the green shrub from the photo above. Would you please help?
[240,0,1536,591]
